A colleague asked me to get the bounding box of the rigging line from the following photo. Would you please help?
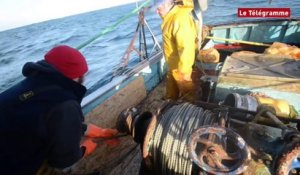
[109,8,149,80]
[109,22,140,82]
[76,0,151,50]
[119,23,140,69]
[143,17,162,51]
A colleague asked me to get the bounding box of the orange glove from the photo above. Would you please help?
[85,124,118,138]
[85,124,120,148]
[81,138,97,157]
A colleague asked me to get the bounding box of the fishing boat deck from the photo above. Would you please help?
[67,19,300,174]
[97,78,279,175]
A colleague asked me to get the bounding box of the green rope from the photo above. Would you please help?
[76,0,151,50]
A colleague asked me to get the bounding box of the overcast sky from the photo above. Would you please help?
[0,0,141,31]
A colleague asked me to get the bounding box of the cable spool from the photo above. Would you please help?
[146,102,218,175]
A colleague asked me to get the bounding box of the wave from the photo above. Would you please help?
[0,1,299,93]
[0,57,14,66]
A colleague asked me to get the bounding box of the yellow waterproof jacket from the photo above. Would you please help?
[161,5,197,74]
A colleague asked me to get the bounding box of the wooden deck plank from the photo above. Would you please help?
[70,76,147,174]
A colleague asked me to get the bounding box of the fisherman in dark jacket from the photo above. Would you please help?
[0,45,118,175]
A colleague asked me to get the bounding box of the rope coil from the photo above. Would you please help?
[149,103,217,175]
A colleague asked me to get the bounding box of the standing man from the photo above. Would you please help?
[0,45,117,175]
[156,0,198,101]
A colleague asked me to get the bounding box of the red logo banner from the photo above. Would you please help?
[238,8,290,18]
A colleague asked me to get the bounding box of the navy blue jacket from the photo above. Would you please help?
[0,60,86,175]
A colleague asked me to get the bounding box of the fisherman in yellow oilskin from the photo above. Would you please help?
[155,0,198,101]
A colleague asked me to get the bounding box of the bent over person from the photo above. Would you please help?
[157,0,197,101]
[0,45,118,175]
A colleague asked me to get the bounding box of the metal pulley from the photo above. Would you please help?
[187,126,251,174]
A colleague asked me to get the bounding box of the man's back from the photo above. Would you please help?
[0,60,86,175]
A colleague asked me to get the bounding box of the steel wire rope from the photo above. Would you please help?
[155,108,169,173]
[184,108,204,174]
[172,107,195,174]
[183,110,201,174]
[181,105,216,174]
[173,104,198,174]
[176,108,200,174]
[165,103,191,174]
[161,104,182,174]
[149,102,216,175]
[159,104,184,174]
[172,103,191,174]
[152,104,178,173]
[172,103,193,174]
[181,109,203,174]
[184,108,216,174]
[160,104,188,174]
[178,106,201,174]
[165,105,188,172]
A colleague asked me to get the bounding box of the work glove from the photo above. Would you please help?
[81,138,97,157]
[85,123,118,138]
[80,137,120,157]
[84,123,120,149]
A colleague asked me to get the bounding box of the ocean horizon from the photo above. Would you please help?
[0,0,299,94]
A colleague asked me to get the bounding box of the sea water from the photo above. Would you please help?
[0,0,299,94]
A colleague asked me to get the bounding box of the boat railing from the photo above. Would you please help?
[81,6,164,112]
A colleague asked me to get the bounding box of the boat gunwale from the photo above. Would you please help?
[81,51,163,109]
[208,18,300,29]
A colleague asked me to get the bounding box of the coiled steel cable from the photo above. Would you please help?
[149,102,217,175]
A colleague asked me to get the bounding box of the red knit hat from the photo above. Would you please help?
[44,45,88,79]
